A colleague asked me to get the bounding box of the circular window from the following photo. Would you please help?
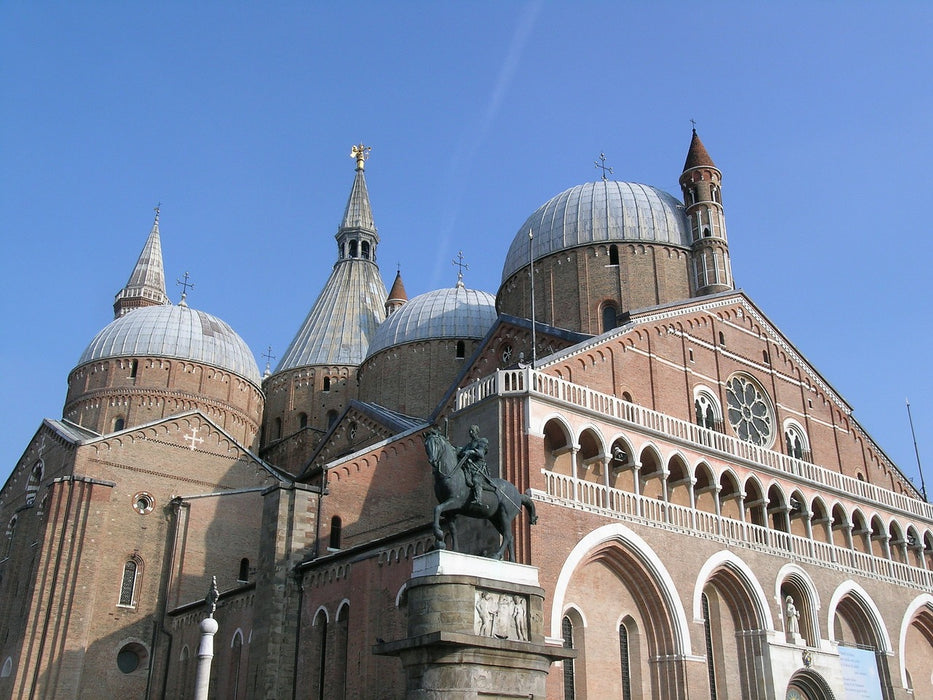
[116,643,148,674]
[725,374,774,447]
[133,493,154,515]
[501,344,513,363]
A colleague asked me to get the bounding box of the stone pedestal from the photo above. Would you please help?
[375,550,574,700]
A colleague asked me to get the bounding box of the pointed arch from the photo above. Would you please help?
[775,563,821,646]
[694,550,773,699]
[899,594,933,691]
[827,580,892,653]
[551,523,692,654]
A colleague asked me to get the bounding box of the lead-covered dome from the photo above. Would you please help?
[77,303,261,387]
[501,181,690,282]
[366,285,497,357]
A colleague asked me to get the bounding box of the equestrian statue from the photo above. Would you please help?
[423,425,537,561]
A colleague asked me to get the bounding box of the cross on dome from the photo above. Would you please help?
[594,152,614,181]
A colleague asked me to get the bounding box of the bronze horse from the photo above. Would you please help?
[423,428,537,561]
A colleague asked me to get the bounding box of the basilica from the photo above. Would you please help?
[1,131,931,699]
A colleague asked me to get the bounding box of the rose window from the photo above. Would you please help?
[725,374,774,446]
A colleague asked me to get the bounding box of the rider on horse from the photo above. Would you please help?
[457,425,490,506]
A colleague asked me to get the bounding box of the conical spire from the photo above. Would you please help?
[385,269,408,315]
[113,207,169,318]
[683,128,716,171]
[274,147,388,371]
[340,143,376,233]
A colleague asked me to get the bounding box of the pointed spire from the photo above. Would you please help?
[113,206,170,318]
[340,144,376,233]
[683,128,716,171]
[385,269,408,315]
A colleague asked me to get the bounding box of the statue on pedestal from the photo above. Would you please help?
[424,426,537,561]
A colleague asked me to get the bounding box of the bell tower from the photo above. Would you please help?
[680,128,733,296]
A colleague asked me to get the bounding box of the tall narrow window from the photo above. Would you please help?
[238,558,250,583]
[619,623,632,700]
[361,241,370,259]
[562,616,576,700]
[327,410,338,428]
[274,417,282,440]
[456,340,465,359]
[702,593,717,699]
[314,610,328,700]
[119,559,138,606]
[299,413,308,429]
[5,516,17,556]
[129,359,138,378]
[230,632,243,698]
[329,516,342,550]
[349,240,358,258]
[323,377,331,392]
[26,461,43,505]
[602,303,617,333]
[609,244,619,265]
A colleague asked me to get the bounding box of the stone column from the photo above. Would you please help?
[194,577,219,700]
[376,550,573,699]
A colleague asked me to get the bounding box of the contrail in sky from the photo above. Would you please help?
[432,0,542,288]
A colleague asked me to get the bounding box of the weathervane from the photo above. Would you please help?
[452,251,469,287]
[351,143,372,170]
[594,152,613,181]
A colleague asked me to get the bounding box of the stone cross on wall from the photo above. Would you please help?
[184,426,204,451]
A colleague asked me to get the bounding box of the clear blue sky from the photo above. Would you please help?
[1,2,931,493]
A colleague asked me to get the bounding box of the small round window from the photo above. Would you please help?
[725,374,774,447]
[133,493,154,515]
[117,643,148,674]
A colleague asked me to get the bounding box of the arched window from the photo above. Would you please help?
[238,558,250,583]
[114,417,126,432]
[274,417,282,440]
[129,359,138,378]
[784,422,810,461]
[313,610,328,700]
[361,241,370,260]
[26,460,43,505]
[327,410,338,428]
[179,646,191,697]
[299,413,308,429]
[718,331,726,346]
[619,623,632,700]
[702,593,718,699]
[602,303,617,333]
[694,389,721,432]
[609,244,619,265]
[230,631,244,698]
[348,240,358,258]
[329,516,342,550]
[562,615,576,700]
[0,657,12,678]
[5,516,17,556]
[119,559,139,606]
[323,377,331,392]
[456,340,465,359]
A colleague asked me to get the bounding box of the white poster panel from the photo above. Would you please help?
[838,645,883,700]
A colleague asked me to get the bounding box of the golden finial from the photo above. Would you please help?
[350,143,372,171]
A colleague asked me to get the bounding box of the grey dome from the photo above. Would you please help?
[501,181,690,282]
[77,304,261,386]
[366,286,497,358]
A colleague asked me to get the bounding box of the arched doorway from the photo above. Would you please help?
[786,669,836,699]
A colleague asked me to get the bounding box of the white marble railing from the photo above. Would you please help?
[540,470,933,591]
[455,369,933,522]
